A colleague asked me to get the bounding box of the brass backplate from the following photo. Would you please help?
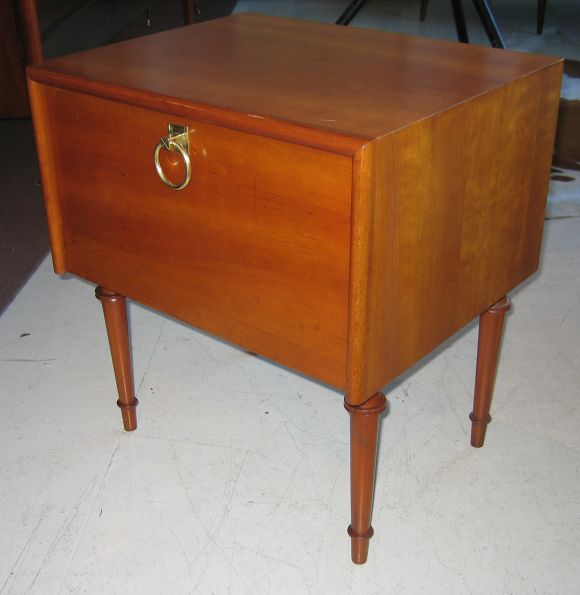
[165,123,189,152]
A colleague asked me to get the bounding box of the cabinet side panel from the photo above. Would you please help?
[348,62,562,402]
[27,80,68,272]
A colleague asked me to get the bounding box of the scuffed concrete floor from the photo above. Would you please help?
[0,215,578,593]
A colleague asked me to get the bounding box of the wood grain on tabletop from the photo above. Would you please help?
[35,85,352,388]
[346,62,563,404]
[26,13,561,151]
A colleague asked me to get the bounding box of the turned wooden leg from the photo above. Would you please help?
[95,286,138,431]
[470,296,511,447]
[344,392,387,564]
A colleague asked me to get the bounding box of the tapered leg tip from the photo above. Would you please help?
[121,419,137,432]
[469,412,490,448]
[118,398,138,431]
[348,525,373,564]
[351,543,369,564]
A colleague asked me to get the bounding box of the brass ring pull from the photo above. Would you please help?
[153,124,191,191]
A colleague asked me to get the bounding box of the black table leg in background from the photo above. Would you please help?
[451,0,469,43]
[471,0,505,48]
[336,0,370,25]
[537,0,547,34]
[336,0,505,49]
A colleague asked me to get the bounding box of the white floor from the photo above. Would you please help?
[0,214,579,594]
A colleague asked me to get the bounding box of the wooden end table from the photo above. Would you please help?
[27,14,562,564]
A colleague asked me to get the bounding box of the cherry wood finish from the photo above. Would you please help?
[27,14,563,563]
[32,85,351,386]
[27,14,560,152]
[346,62,562,405]
[470,296,512,447]
[95,286,138,431]
[345,392,387,564]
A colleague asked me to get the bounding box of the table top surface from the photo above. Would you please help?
[28,13,560,143]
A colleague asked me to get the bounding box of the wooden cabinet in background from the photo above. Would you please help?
[0,0,29,117]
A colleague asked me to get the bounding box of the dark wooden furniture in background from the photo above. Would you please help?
[16,0,42,64]
[27,14,562,564]
[1,0,194,117]
[0,0,30,117]
[15,0,194,64]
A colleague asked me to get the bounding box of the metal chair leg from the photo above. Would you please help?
[420,0,429,21]
[537,0,547,34]
[336,0,370,26]
[471,0,505,48]
[451,0,470,43]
